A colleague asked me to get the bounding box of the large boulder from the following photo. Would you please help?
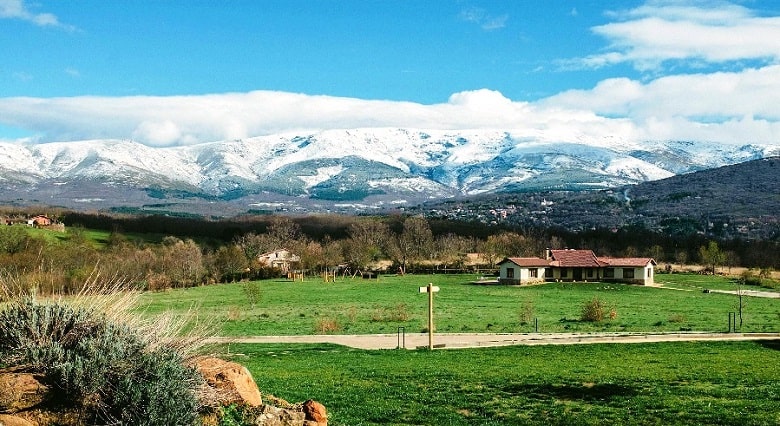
[192,356,263,407]
[0,370,49,413]
[302,400,328,426]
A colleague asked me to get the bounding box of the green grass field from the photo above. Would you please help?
[131,273,780,424]
[223,340,780,425]
[137,273,780,336]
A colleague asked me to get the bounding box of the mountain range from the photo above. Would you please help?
[0,128,777,215]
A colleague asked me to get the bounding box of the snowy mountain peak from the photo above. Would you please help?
[0,129,776,208]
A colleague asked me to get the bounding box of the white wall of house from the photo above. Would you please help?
[498,264,546,284]
[545,267,600,282]
[499,260,655,285]
[603,265,654,285]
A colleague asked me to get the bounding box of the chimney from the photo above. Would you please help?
[545,248,552,260]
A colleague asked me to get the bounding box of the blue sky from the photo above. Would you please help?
[2,0,780,146]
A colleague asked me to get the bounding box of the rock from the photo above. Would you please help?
[0,414,36,426]
[192,357,263,407]
[302,400,327,425]
[256,404,306,426]
[0,371,49,413]
[6,408,86,426]
[237,404,306,426]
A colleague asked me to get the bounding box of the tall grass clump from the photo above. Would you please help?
[0,274,210,425]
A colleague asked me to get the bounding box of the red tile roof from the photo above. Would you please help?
[549,250,603,268]
[499,257,550,267]
[598,257,656,267]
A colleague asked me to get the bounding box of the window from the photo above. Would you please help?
[647,268,652,278]
[545,268,553,278]
[587,269,594,278]
[561,268,569,278]
[623,268,634,279]
[604,268,614,278]
[530,268,538,278]
[506,267,514,278]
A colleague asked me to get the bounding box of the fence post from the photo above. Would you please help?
[397,326,405,349]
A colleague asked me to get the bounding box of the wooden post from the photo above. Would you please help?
[427,283,433,349]
[419,283,440,350]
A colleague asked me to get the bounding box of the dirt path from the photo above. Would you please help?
[209,332,780,350]
[655,284,780,298]
[706,289,780,298]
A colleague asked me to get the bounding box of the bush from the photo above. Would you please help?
[0,298,201,425]
[314,317,341,334]
[242,281,262,308]
[580,297,616,322]
[518,300,535,325]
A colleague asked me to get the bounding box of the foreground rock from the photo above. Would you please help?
[192,357,327,426]
[192,356,264,407]
[0,370,48,414]
[1,357,327,426]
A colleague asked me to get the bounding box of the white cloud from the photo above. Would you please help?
[577,0,780,70]
[544,65,780,122]
[459,7,508,31]
[0,90,536,146]
[0,0,75,30]
[2,65,779,148]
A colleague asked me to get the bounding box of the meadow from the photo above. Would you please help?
[225,340,780,425]
[135,273,780,424]
[137,273,780,336]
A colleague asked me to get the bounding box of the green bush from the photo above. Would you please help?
[0,298,200,425]
[580,297,616,322]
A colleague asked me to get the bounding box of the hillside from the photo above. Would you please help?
[421,157,780,241]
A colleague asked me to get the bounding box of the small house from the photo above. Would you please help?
[27,215,53,227]
[257,248,301,273]
[497,249,656,285]
[497,257,550,285]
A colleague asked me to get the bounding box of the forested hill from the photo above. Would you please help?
[629,155,779,220]
[420,156,780,241]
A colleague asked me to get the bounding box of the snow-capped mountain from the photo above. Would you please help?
[0,128,777,209]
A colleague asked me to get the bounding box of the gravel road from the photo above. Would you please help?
[209,332,780,350]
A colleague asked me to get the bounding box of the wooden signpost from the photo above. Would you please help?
[419,283,440,350]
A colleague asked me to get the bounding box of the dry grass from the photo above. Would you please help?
[314,317,342,334]
[1,270,214,359]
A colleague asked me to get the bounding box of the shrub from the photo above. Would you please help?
[580,297,616,322]
[518,300,535,324]
[0,295,202,425]
[242,281,262,308]
[314,317,341,334]
[104,348,201,426]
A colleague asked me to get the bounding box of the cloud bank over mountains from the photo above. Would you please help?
[2,66,779,147]
[1,1,780,147]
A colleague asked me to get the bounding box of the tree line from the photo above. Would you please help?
[0,209,777,296]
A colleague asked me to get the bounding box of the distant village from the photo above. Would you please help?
[2,214,65,231]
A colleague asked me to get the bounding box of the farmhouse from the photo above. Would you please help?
[257,248,300,273]
[498,249,656,285]
[27,215,53,227]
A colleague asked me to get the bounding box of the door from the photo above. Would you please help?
[573,268,583,281]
